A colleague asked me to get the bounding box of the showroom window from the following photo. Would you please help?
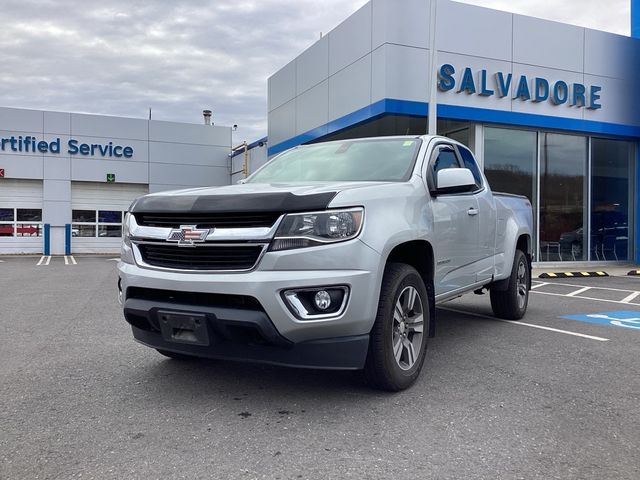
[484,126,538,254]
[591,138,633,261]
[482,125,633,263]
[539,133,588,262]
[0,208,43,237]
[72,210,124,238]
[484,127,537,202]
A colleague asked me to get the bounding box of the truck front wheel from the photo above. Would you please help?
[364,263,430,391]
[490,249,530,320]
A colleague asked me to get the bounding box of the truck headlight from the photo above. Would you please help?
[271,208,364,251]
[122,213,132,247]
[121,213,135,264]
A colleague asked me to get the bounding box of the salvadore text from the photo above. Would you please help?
[438,64,602,110]
[0,135,134,158]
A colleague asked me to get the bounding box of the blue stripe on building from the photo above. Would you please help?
[268,99,640,156]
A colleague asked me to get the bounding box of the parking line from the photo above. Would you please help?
[567,286,591,297]
[533,280,639,294]
[530,282,548,289]
[37,256,51,266]
[439,306,609,342]
[620,291,640,304]
[64,255,69,265]
[532,290,640,306]
[70,255,77,265]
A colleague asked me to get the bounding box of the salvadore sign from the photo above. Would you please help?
[0,135,134,158]
[438,64,602,110]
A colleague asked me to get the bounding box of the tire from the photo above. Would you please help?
[490,249,530,320]
[156,349,199,361]
[364,263,430,391]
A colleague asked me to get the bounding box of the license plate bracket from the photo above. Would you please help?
[157,310,210,346]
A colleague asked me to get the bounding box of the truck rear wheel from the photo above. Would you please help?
[490,249,529,320]
[364,263,429,391]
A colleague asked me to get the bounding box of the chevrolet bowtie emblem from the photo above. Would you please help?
[167,225,211,246]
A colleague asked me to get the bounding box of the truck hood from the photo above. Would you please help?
[129,181,396,213]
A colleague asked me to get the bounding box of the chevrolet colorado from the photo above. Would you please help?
[118,135,533,391]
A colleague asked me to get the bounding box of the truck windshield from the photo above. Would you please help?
[247,138,422,183]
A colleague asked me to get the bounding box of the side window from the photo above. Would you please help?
[432,147,460,176]
[457,146,483,189]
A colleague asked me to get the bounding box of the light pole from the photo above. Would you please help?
[427,0,439,135]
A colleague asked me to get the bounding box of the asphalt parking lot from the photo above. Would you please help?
[1,256,639,479]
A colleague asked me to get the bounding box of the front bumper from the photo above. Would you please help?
[130,313,369,371]
[118,239,382,369]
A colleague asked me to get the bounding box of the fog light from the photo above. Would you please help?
[314,290,331,310]
[282,286,349,320]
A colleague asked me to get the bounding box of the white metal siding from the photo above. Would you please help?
[71,182,147,254]
[0,179,43,207]
[0,179,44,254]
[71,182,148,210]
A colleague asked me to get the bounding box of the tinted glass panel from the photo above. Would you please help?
[313,114,428,142]
[457,146,483,188]
[540,133,587,262]
[98,225,122,237]
[72,225,96,237]
[484,128,536,202]
[16,224,42,237]
[446,128,470,148]
[72,210,96,222]
[591,139,632,261]
[98,210,122,223]
[0,208,14,221]
[432,149,459,174]
[16,209,42,221]
[484,127,538,257]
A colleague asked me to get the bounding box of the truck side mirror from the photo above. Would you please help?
[433,168,476,195]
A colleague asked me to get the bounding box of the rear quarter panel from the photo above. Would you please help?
[493,194,534,281]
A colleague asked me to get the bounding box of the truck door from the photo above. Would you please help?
[427,143,480,296]
[455,145,496,283]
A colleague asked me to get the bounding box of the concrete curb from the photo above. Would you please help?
[538,271,608,279]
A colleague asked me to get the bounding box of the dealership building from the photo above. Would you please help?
[265,0,640,264]
[0,107,231,254]
[2,0,640,264]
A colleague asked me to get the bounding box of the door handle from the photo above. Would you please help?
[467,208,479,216]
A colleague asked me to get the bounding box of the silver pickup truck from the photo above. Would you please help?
[118,135,533,390]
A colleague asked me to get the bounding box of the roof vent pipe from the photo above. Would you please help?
[203,109,212,125]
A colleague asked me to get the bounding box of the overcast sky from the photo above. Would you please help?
[0,0,631,143]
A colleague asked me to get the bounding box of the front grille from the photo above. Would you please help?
[138,243,264,271]
[134,212,281,229]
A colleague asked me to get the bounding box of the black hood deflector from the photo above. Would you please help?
[130,191,338,213]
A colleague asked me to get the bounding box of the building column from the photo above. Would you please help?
[42,157,71,255]
[633,0,640,38]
